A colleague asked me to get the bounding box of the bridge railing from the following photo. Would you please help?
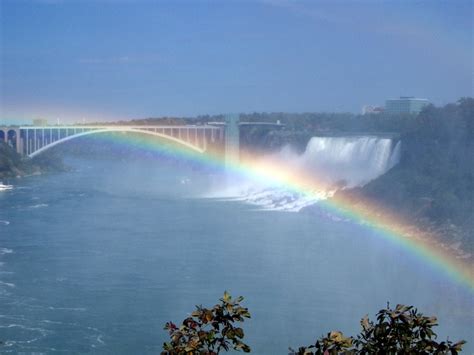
[6,125,225,157]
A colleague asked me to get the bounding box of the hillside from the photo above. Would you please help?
[339,98,474,254]
[0,141,67,179]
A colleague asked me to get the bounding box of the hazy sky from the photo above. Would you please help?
[1,0,472,123]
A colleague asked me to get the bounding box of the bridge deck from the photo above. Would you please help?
[18,125,221,129]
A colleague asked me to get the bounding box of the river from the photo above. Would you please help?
[0,156,472,354]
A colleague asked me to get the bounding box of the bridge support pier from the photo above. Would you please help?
[15,129,22,154]
[0,127,22,154]
[224,114,240,167]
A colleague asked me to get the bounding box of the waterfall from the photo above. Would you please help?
[387,140,401,170]
[293,136,401,188]
[209,136,401,212]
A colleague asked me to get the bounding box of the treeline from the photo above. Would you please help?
[239,111,416,153]
[87,106,428,154]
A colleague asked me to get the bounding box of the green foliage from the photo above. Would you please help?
[289,331,354,355]
[0,141,25,176]
[163,294,465,354]
[0,141,66,178]
[337,98,474,251]
[161,291,251,355]
[290,304,466,355]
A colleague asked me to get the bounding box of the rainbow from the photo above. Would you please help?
[80,132,474,291]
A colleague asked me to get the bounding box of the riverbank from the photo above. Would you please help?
[334,166,473,263]
[0,141,68,180]
[330,185,472,262]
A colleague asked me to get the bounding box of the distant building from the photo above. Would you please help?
[385,96,429,114]
[33,118,48,126]
[362,105,384,115]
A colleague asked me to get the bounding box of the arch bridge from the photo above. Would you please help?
[0,125,224,157]
[1,116,283,164]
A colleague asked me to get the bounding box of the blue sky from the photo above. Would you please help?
[0,0,472,123]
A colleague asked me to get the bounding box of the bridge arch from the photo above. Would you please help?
[28,127,205,158]
[0,129,5,142]
[7,129,19,150]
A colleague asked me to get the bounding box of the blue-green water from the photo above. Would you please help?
[0,157,472,354]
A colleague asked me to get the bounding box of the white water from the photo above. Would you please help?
[0,183,13,191]
[211,136,401,212]
[281,136,400,188]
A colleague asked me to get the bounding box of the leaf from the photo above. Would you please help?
[234,327,244,338]
[452,340,467,351]
[361,315,370,331]
[204,310,213,323]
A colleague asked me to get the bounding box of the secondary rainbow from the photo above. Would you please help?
[83,132,474,291]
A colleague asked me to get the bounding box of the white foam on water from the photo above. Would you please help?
[0,280,15,288]
[0,323,50,336]
[28,203,49,209]
[47,306,87,312]
[207,136,400,212]
[234,188,334,212]
[0,248,13,255]
[0,183,13,191]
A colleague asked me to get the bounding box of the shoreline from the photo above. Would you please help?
[328,191,473,266]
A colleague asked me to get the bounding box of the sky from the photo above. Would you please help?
[0,0,472,123]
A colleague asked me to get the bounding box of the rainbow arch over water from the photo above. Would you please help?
[70,131,474,292]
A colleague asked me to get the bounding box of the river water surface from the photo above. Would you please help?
[0,157,472,353]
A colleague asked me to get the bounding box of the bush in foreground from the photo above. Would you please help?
[289,304,465,355]
[161,292,251,355]
[162,294,465,354]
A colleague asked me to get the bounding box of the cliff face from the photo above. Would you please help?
[338,99,474,255]
[0,141,66,179]
[0,141,30,178]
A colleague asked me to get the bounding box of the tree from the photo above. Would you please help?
[162,295,466,354]
[161,292,251,355]
[290,304,466,355]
